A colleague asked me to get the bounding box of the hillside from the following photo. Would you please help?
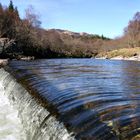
[0,27,111,59]
[37,29,111,58]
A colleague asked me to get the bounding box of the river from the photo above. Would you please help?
[4,59,140,140]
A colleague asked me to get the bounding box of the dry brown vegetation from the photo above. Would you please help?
[97,47,140,58]
[1,1,140,59]
[99,12,140,58]
[43,29,110,58]
[0,1,111,58]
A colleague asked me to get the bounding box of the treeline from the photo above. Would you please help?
[43,29,111,58]
[99,12,140,54]
[2,1,140,59]
[0,1,112,59]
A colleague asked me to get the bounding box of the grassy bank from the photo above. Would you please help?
[97,47,140,59]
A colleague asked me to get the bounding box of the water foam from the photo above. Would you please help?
[0,68,75,140]
[0,76,25,140]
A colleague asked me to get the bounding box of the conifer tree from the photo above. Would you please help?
[0,3,3,12]
[14,7,19,18]
[8,0,14,11]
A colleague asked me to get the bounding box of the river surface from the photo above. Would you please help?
[7,59,140,140]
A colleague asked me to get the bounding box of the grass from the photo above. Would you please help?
[97,47,140,59]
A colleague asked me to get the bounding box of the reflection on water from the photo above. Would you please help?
[8,59,140,140]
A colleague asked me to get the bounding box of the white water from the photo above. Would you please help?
[0,81,25,140]
[0,68,75,140]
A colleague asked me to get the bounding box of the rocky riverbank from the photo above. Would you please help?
[96,47,140,61]
[0,57,35,68]
[95,56,140,61]
[110,55,140,61]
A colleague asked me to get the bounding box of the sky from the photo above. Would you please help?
[0,0,140,38]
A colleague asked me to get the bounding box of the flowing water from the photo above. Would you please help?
[0,68,74,140]
[3,59,140,140]
[0,82,25,140]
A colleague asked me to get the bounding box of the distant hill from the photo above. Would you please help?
[47,29,92,37]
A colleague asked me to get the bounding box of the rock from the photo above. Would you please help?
[20,56,35,61]
[133,53,138,56]
[95,56,107,59]
[111,56,123,60]
[0,59,9,67]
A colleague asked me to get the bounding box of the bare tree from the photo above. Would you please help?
[25,5,41,28]
[124,12,140,47]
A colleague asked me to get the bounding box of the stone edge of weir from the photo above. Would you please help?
[0,68,75,140]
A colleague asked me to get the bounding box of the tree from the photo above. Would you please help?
[14,7,19,18]
[0,1,44,57]
[0,3,3,12]
[8,0,14,11]
[124,12,140,47]
[25,5,41,28]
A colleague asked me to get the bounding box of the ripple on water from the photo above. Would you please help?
[8,59,140,140]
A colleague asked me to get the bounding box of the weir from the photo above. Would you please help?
[0,68,75,140]
[1,59,140,140]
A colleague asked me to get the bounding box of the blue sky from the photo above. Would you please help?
[0,0,139,38]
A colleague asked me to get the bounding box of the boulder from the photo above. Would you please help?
[0,59,9,67]
[18,56,35,61]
